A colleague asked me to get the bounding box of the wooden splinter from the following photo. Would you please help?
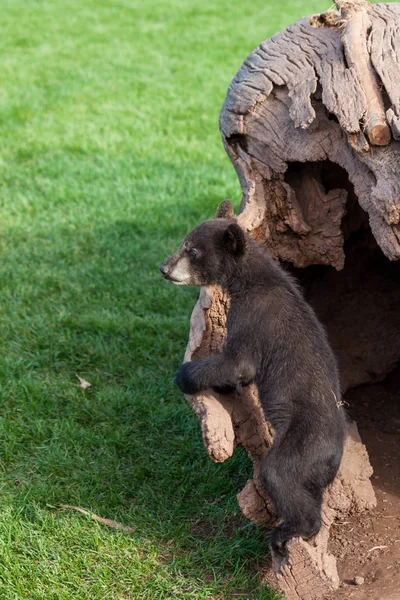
[336,0,391,145]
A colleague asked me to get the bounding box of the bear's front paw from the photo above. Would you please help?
[175,362,201,395]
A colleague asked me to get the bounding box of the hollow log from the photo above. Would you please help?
[184,1,400,598]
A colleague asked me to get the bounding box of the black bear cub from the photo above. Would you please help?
[160,200,347,556]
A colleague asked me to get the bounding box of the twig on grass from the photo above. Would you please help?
[60,504,136,533]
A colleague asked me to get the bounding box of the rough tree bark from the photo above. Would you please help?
[184,1,400,598]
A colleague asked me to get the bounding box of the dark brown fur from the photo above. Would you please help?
[160,200,347,556]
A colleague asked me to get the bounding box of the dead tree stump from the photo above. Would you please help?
[184,1,400,598]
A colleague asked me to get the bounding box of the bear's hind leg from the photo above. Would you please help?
[269,497,322,556]
[260,453,323,557]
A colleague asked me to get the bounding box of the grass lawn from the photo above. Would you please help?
[0,0,327,598]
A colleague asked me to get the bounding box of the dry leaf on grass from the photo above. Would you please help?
[76,375,92,390]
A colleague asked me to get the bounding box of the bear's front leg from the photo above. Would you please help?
[175,355,256,395]
[175,355,225,395]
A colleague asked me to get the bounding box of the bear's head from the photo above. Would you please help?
[159,199,247,287]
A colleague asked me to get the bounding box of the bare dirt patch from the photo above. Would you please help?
[327,370,400,600]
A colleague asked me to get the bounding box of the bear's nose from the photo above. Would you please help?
[159,262,169,277]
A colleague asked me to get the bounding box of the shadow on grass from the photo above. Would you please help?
[0,216,272,589]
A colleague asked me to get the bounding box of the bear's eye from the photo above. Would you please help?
[188,248,199,262]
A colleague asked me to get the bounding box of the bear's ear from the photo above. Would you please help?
[216,199,234,219]
[223,223,246,256]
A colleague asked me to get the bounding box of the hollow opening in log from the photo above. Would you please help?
[284,159,369,243]
[300,239,400,487]
[282,159,400,391]
[282,159,400,500]
[278,158,400,589]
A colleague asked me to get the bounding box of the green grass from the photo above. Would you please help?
[0,0,328,598]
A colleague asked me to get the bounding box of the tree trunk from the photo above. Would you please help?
[185,1,400,597]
